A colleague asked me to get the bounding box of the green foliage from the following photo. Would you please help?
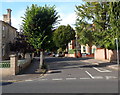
[68,49,75,54]
[22,4,60,51]
[0,61,10,68]
[76,20,94,47]
[57,48,62,53]
[53,24,75,50]
[75,2,120,50]
[9,34,34,53]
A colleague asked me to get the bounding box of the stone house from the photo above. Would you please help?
[0,9,17,61]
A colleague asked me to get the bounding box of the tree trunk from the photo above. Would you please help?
[89,46,92,54]
[40,50,44,69]
[104,48,107,59]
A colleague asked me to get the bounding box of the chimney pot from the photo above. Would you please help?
[3,9,12,25]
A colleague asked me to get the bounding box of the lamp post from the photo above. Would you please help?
[115,38,119,66]
[75,31,78,57]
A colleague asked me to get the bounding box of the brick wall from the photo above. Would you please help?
[95,48,120,62]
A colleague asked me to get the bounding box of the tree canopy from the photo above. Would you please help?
[53,24,75,50]
[75,2,120,50]
[22,4,60,51]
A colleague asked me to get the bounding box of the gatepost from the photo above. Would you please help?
[10,54,18,75]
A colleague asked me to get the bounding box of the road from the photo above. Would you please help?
[2,57,118,93]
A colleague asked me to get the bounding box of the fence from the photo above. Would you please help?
[0,61,10,68]
[0,53,32,76]
[17,59,26,66]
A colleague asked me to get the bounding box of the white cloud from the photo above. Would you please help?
[1,9,77,30]
[2,0,83,2]
[11,10,25,31]
[59,13,77,28]
[11,17,22,30]
[1,5,77,30]
[11,10,77,30]
[2,0,117,2]
[0,9,24,31]
[0,16,2,20]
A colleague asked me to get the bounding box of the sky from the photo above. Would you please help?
[0,0,84,31]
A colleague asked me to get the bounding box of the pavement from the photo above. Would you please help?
[0,57,119,83]
[2,57,118,93]
[97,60,119,70]
[1,58,47,82]
[81,58,119,70]
[108,64,119,70]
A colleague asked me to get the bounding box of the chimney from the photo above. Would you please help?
[7,9,12,25]
[3,9,12,25]
[3,14,8,22]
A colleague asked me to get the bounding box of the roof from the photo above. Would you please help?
[0,20,17,30]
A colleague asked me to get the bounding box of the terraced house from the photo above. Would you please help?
[0,9,17,61]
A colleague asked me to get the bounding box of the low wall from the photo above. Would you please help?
[65,54,76,57]
[18,59,31,72]
[0,53,32,76]
[0,68,13,76]
[95,48,120,61]
[94,48,106,60]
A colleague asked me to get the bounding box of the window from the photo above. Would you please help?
[83,46,86,53]
[2,44,5,56]
[2,26,6,38]
[2,26,5,31]
[92,48,96,53]
[6,27,9,38]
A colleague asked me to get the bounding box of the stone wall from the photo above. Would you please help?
[0,21,2,61]
[0,21,17,61]
[0,53,32,76]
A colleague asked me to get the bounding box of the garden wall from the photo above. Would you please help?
[0,53,32,76]
[94,48,120,62]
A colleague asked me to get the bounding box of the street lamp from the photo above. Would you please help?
[115,38,119,66]
[75,31,78,57]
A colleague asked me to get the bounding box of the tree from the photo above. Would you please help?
[22,4,59,68]
[9,33,34,58]
[46,29,59,53]
[91,2,120,49]
[53,24,75,51]
[108,2,120,49]
[75,4,95,54]
[75,22,94,54]
[75,2,120,50]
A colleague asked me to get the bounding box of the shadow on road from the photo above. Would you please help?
[45,57,117,71]
[49,70,62,74]
[45,57,92,63]
[1,82,13,86]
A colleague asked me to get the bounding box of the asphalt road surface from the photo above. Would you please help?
[2,57,119,93]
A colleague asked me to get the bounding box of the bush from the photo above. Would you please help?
[68,49,75,54]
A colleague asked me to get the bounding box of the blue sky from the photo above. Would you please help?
[1,1,84,30]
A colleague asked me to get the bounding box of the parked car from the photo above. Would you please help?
[47,52,52,55]
[52,53,56,57]
[55,53,64,57]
